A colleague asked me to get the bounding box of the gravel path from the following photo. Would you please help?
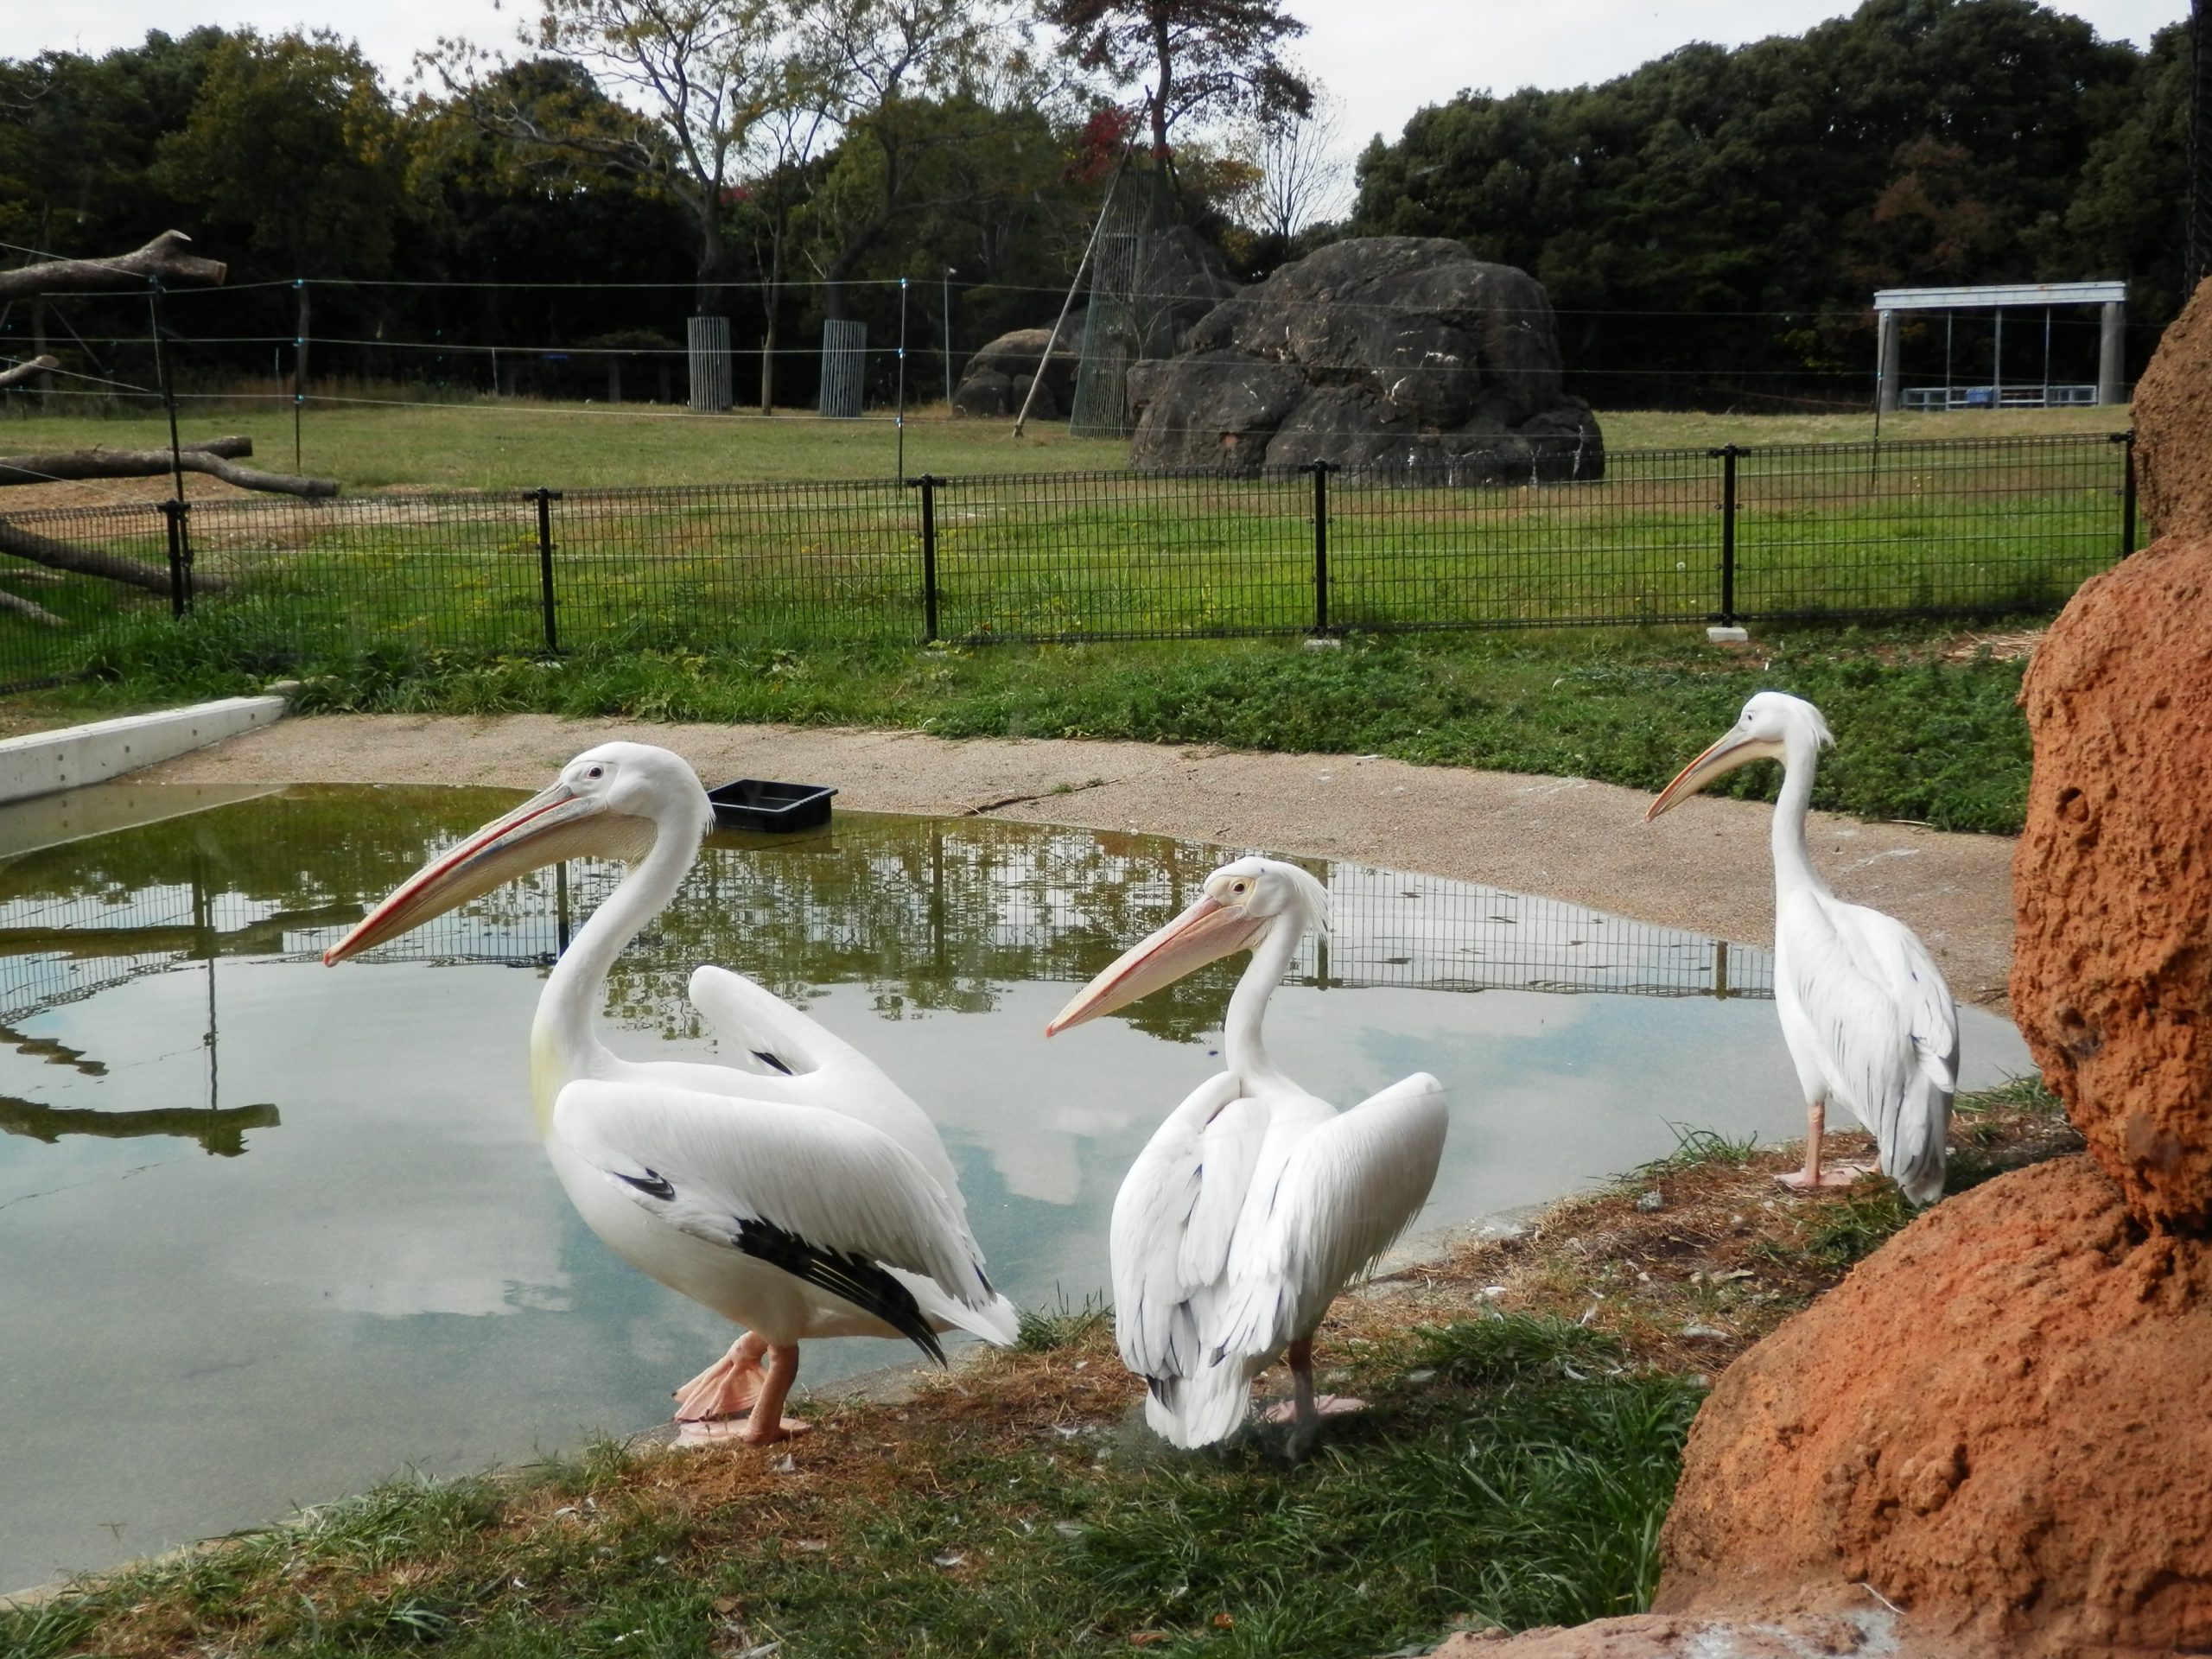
[139,713,2019,1008]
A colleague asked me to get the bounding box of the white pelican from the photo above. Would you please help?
[324,741,1017,1444]
[1646,691,1958,1205]
[1046,856,1448,1451]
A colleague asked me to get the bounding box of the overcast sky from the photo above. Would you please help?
[3,0,2190,156]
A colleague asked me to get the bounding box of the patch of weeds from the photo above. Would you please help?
[1624,1122,1763,1186]
[1789,1183,1917,1268]
[1406,1313,1624,1389]
[1016,1289,1114,1352]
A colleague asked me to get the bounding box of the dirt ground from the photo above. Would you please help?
[138,712,2020,1007]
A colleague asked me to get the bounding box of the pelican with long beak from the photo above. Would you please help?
[1048,855,1447,1452]
[326,741,1016,1444]
[1646,691,1958,1204]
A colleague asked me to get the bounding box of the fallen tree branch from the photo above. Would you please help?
[0,586,66,626]
[0,516,223,596]
[0,232,227,302]
[0,355,60,391]
[0,436,338,498]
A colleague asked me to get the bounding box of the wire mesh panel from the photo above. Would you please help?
[818,320,867,418]
[0,500,177,688]
[194,492,550,659]
[1328,448,1720,630]
[930,467,1318,641]
[550,481,923,650]
[685,315,733,413]
[1731,435,2126,620]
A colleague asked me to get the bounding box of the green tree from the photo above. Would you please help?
[1040,0,1311,178]
[154,29,404,383]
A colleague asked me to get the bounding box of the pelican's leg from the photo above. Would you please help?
[735,1343,812,1446]
[673,1332,769,1422]
[1777,1097,1870,1192]
[1262,1338,1368,1452]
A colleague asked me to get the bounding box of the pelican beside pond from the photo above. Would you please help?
[325,742,1016,1444]
[1645,691,1957,1205]
[1047,855,1448,1451]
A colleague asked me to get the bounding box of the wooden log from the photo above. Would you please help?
[0,232,227,302]
[0,517,222,597]
[0,587,66,626]
[0,355,60,391]
[0,437,337,498]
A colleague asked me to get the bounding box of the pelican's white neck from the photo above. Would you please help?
[1221,904,1310,1093]
[1770,726,1831,903]
[529,814,699,1128]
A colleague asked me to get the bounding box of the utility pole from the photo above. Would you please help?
[942,267,957,407]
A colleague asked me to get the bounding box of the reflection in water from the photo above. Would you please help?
[0,783,2024,1599]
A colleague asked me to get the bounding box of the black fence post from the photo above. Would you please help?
[1708,444,1742,626]
[908,474,940,642]
[532,486,562,654]
[2114,429,2138,557]
[1308,461,1334,633]
[160,498,193,618]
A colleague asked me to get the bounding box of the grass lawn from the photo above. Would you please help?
[0,397,2130,491]
[1,1080,2077,1659]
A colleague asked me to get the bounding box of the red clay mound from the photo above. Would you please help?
[1653,1156,2212,1656]
[2012,526,2212,1229]
[2129,276,2212,542]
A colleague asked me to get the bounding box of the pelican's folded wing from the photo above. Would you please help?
[554,1077,999,1326]
[1110,1072,1243,1382]
[1214,1072,1449,1361]
[1811,900,1959,1205]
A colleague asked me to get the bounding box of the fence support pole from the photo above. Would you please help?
[160,498,192,619]
[1309,461,1334,634]
[532,486,562,654]
[1709,444,1742,626]
[2115,429,2138,557]
[908,474,940,642]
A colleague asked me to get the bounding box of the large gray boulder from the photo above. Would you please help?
[950,325,1079,419]
[1125,237,1603,481]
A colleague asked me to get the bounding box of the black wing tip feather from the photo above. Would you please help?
[750,1049,795,1076]
[731,1217,947,1365]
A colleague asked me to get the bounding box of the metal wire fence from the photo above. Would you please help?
[0,430,2133,689]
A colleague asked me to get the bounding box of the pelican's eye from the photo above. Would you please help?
[1230,880,1249,894]
[586,766,605,780]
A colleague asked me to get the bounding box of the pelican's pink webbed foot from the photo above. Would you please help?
[673,1332,769,1422]
[1776,1160,1873,1192]
[1262,1394,1367,1425]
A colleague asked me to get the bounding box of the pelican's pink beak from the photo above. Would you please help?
[324,781,614,964]
[1644,732,1776,822]
[1046,893,1269,1036]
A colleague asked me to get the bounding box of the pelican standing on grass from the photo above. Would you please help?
[325,742,1017,1444]
[1047,856,1448,1451]
[1645,692,1958,1205]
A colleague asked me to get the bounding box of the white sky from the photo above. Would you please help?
[3,0,2190,155]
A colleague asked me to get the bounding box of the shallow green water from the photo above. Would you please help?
[0,784,2029,1593]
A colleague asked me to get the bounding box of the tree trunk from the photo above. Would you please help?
[0,231,227,302]
[0,518,217,597]
[760,229,785,414]
[0,356,60,392]
[0,440,336,498]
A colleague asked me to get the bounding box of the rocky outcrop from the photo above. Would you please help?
[2011,277,2212,1230]
[1123,237,1602,481]
[1654,1157,2212,1657]
[949,326,1078,420]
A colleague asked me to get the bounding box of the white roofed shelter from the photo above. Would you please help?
[1873,281,2127,414]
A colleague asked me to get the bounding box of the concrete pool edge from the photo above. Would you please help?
[0,696,290,805]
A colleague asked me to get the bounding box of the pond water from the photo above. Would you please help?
[0,783,2031,1593]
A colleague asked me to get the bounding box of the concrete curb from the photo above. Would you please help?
[0,696,289,805]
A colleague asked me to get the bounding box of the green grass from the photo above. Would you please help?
[0,1317,1702,1658]
[48,619,2035,830]
[0,397,2127,490]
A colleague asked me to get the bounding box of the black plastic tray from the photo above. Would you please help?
[707,779,836,832]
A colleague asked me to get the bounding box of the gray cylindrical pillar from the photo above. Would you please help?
[2097,300,2126,406]
[688,315,733,412]
[1876,308,1901,414]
